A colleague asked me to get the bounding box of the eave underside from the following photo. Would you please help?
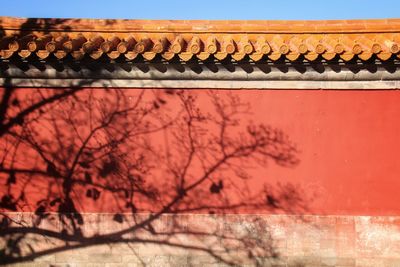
[1,58,400,89]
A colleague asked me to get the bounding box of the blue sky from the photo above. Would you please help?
[1,0,399,20]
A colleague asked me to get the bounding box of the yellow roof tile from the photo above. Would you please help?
[0,17,399,62]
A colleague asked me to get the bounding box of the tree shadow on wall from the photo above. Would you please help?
[0,18,306,267]
[0,89,306,266]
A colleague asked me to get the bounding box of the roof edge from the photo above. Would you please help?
[1,17,400,34]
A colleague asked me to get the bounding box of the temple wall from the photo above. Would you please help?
[1,15,400,267]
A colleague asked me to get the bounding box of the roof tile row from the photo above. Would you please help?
[1,17,399,62]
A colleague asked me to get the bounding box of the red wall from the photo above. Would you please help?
[2,89,400,216]
[241,90,400,215]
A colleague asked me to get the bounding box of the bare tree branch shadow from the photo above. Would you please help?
[0,18,307,267]
[0,88,306,266]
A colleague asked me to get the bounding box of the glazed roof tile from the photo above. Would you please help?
[0,17,400,62]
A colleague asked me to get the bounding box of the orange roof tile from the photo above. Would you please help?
[0,17,400,62]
